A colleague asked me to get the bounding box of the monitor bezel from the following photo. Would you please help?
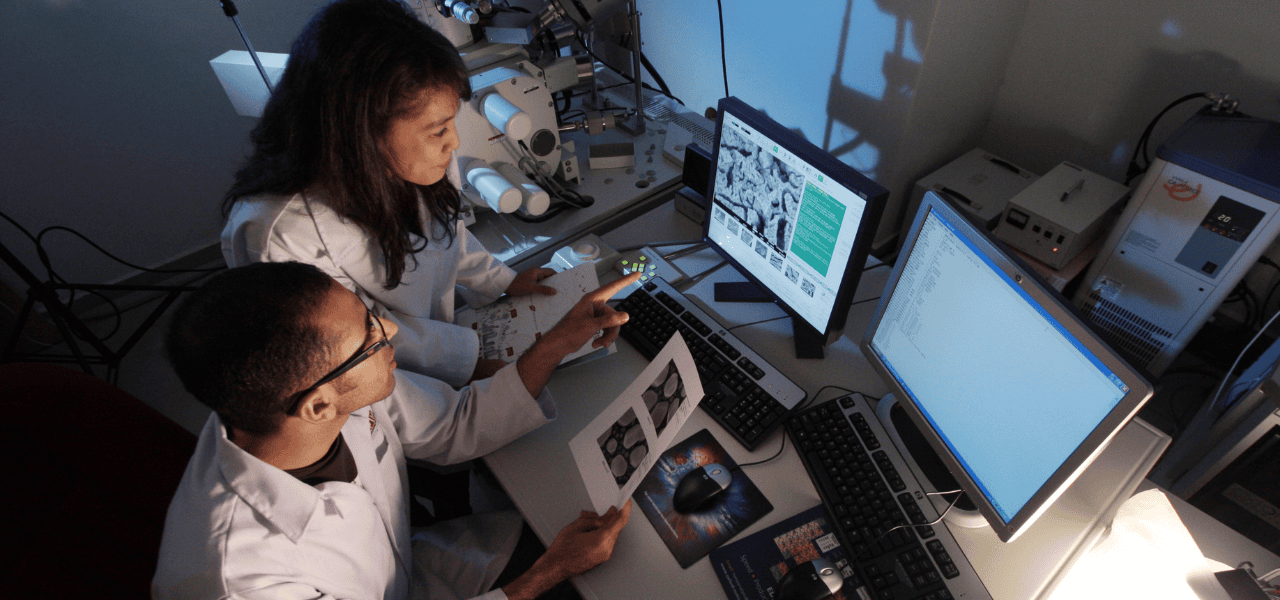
[860,191,1154,542]
[701,97,888,339]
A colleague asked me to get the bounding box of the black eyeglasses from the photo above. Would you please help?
[286,305,391,415]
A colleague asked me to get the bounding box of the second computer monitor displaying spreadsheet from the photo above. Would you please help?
[703,97,887,342]
[863,192,1154,542]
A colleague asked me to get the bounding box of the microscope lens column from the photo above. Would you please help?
[463,159,522,213]
[494,162,551,217]
[482,92,533,141]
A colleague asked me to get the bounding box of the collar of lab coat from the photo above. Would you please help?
[210,413,325,544]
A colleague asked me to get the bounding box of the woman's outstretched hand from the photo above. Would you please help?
[506,267,557,297]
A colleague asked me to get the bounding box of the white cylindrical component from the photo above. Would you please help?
[520,186,551,216]
[495,162,551,216]
[445,0,479,24]
[454,5,478,24]
[463,159,521,213]
[572,240,600,261]
[482,92,532,140]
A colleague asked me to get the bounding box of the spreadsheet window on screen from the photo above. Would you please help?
[871,209,1127,522]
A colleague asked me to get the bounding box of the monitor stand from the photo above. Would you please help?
[875,394,987,529]
[714,281,826,359]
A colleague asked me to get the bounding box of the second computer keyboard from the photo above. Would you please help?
[786,394,991,600]
[616,277,807,450]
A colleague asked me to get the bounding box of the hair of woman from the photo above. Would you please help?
[223,0,473,288]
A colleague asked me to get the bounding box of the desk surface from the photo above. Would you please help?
[483,201,1275,600]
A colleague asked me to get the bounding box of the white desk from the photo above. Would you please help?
[482,201,1272,600]
[1139,480,1280,579]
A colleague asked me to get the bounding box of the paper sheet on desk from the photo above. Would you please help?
[1047,489,1231,600]
[569,333,704,514]
[456,263,605,364]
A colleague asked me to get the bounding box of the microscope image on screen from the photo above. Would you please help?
[714,126,804,253]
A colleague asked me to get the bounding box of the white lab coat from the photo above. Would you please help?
[223,192,517,387]
[152,365,555,600]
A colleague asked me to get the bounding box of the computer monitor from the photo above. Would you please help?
[1155,331,1280,494]
[702,97,888,358]
[861,191,1154,542]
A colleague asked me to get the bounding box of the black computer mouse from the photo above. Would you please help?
[672,463,732,513]
[776,557,843,600]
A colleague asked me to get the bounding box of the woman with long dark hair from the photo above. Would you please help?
[222,0,553,385]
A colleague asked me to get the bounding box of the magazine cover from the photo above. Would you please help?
[632,428,773,568]
[708,505,857,600]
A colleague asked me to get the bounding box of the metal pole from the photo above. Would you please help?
[628,0,645,134]
[230,15,273,94]
[588,29,601,108]
[221,1,274,94]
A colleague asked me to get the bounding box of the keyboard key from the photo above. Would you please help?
[940,562,960,579]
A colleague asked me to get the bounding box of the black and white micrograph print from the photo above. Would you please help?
[713,206,726,224]
[642,360,686,440]
[769,253,783,271]
[740,225,754,245]
[727,218,740,236]
[801,278,816,297]
[785,264,800,283]
[597,407,649,487]
[713,125,804,253]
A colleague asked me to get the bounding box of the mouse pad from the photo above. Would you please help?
[708,505,856,600]
[631,428,773,568]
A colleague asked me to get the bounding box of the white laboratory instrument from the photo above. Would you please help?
[409,0,646,213]
[902,148,1037,241]
[996,162,1129,270]
[548,234,621,278]
[1072,113,1280,377]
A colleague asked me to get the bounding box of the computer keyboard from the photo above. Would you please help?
[616,277,807,450]
[786,394,991,600]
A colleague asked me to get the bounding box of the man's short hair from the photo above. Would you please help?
[166,262,337,436]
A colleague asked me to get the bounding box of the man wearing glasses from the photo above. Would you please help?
[154,261,641,600]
